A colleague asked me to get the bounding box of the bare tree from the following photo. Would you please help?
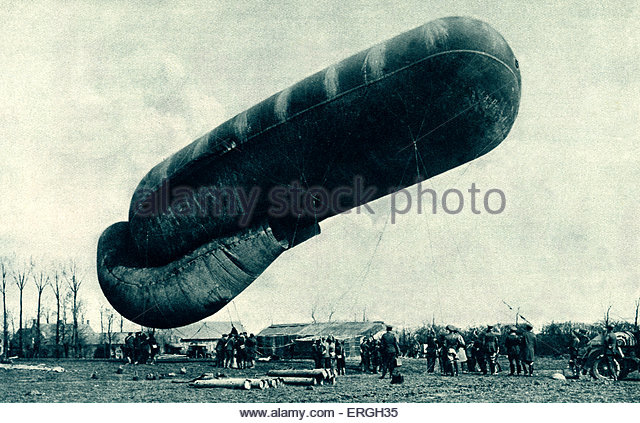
[634,298,639,331]
[33,268,50,358]
[327,306,336,322]
[13,260,32,357]
[1,261,9,359]
[63,261,82,358]
[105,308,115,358]
[100,305,105,343]
[51,269,64,355]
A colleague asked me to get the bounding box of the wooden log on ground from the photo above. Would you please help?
[0,363,65,373]
[267,369,328,382]
[248,379,266,389]
[279,377,316,386]
[190,378,251,390]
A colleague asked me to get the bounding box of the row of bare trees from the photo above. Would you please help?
[0,258,84,359]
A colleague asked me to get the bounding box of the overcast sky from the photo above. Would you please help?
[1,1,638,334]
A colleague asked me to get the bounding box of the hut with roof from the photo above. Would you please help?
[257,321,387,359]
[174,320,245,353]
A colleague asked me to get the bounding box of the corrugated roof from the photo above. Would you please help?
[258,321,386,338]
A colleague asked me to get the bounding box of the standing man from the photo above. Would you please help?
[425,331,438,373]
[245,333,257,368]
[124,332,134,364]
[603,324,621,380]
[132,332,141,364]
[236,332,246,369]
[360,337,370,373]
[313,339,323,369]
[215,334,227,368]
[370,336,381,374]
[521,323,536,376]
[327,336,336,373]
[568,329,582,377]
[505,326,521,376]
[148,332,159,364]
[483,325,499,375]
[224,333,235,368]
[138,332,150,364]
[321,337,331,370]
[379,325,400,379]
[443,325,461,376]
[335,340,346,375]
[472,330,485,374]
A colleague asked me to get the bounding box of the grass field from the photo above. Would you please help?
[1,356,639,403]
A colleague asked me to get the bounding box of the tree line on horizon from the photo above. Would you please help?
[0,257,122,359]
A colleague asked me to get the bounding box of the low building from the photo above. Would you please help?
[171,321,245,355]
[11,320,99,358]
[257,321,387,359]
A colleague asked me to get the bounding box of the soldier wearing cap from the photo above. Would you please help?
[568,329,585,377]
[443,325,463,376]
[379,325,400,379]
[604,324,619,355]
[215,334,227,367]
[520,323,536,376]
[505,326,521,375]
[483,325,499,375]
[425,330,438,373]
[603,324,622,380]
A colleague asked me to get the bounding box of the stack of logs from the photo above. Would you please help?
[189,369,337,390]
[267,369,336,386]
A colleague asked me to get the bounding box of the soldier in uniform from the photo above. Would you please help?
[148,332,159,364]
[335,339,346,375]
[246,333,257,368]
[236,332,246,369]
[358,338,366,372]
[471,329,484,374]
[124,332,134,364]
[322,337,331,370]
[329,336,338,372]
[505,326,521,376]
[224,333,236,368]
[425,331,438,373]
[370,336,381,374]
[215,334,227,367]
[132,332,141,364]
[139,332,150,364]
[603,324,621,380]
[520,323,536,376]
[443,325,462,376]
[313,338,323,369]
[568,329,582,377]
[379,325,400,379]
[483,325,499,375]
[437,330,448,375]
[360,337,371,373]
[455,329,467,373]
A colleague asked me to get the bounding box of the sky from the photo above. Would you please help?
[1,1,638,335]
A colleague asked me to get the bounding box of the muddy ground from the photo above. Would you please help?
[1,356,639,402]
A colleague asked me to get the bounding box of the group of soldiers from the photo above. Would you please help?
[351,323,535,378]
[123,332,160,365]
[359,325,402,379]
[214,331,258,369]
[311,335,346,375]
[424,323,537,376]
